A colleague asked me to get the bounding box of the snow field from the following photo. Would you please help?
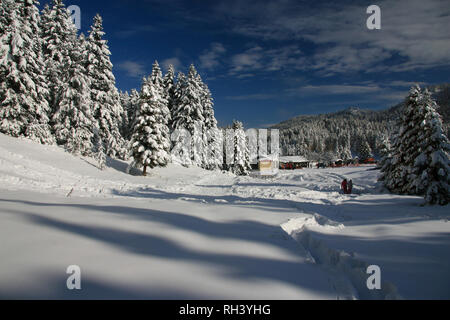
[0,133,449,299]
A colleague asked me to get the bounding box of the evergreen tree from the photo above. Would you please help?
[87,14,126,159]
[171,65,205,167]
[52,32,96,156]
[129,76,171,175]
[380,86,450,205]
[150,60,163,87]
[40,0,74,117]
[381,87,424,194]
[231,120,251,176]
[201,80,222,169]
[163,64,176,130]
[119,90,131,138]
[0,0,14,70]
[377,136,391,169]
[126,89,140,136]
[408,89,450,205]
[358,140,373,161]
[0,0,54,144]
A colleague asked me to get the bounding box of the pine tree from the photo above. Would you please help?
[377,136,391,169]
[0,0,54,144]
[119,90,131,138]
[381,87,424,194]
[231,120,251,175]
[201,80,222,169]
[163,64,176,129]
[358,140,373,161]
[40,0,75,117]
[171,65,205,167]
[0,0,14,70]
[129,76,171,175]
[380,85,450,205]
[87,14,127,160]
[126,89,140,136]
[52,31,96,156]
[150,60,163,87]
[408,89,450,205]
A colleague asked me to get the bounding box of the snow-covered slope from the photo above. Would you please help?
[0,134,449,299]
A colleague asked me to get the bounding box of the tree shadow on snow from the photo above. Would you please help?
[0,199,335,299]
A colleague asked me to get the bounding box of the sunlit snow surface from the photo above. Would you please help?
[0,134,448,299]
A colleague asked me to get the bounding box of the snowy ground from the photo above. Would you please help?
[0,133,449,300]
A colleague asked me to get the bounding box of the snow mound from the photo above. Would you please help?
[282,214,344,233]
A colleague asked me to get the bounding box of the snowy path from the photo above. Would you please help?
[0,134,449,299]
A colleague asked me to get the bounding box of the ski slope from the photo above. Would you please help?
[0,133,449,299]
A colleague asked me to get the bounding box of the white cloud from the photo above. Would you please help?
[230,46,264,74]
[229,45,305,76]
[199,42,226,70]
[161,57,183,72]
[117,61,146,78]
[216,0,450,75]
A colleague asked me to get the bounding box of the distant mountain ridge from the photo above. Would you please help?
[271,84,450,160]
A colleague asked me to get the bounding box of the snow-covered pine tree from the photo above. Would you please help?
[0,0,54,144]
[163,64,176,128]
[377,136,391,169]
[231,120,251,176]
[148,60,172,137]
[0,0,14,68]
[40,0,74,118]
[381,87,424,194]
[119,90,131,138]
[201,80,222,170]
[358,140,373,161]
[339,134,352,160]
[52,31,96,157]
[87,14,127,160]
[129,76,171,176]
[407,89,450,205]
[170,72,190,166]
[380,85,450,205]
[150,60,163,87]
[126,89,140,137]
[171,65,205,167]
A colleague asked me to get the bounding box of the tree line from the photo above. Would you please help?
[0,0,251,175]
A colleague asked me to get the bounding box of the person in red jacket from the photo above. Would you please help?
[341,179,348,194]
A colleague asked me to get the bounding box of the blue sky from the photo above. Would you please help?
[56,0,449,128]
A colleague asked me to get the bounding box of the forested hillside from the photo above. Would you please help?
[272,84,450,161]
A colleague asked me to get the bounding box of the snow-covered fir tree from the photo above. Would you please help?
[201,80,222,170]
[87,14,127,160]
[231,120,251,176]
[40,0,75,117]
[0,0,14,70]
[119,90,131,138]
[380,86,450,205]
[126,89,140,137]
[52,31,96,157]
[0,0,54,144]
[129,76,171,176]
[171,65,205,167]
[407,88,450,205]
[358,140,373,161]
[149,60,163,88]
[377,136,391,169]
[163,64,176,128]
